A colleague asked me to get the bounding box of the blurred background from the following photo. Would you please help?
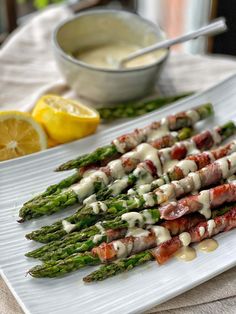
[0,0,235,55]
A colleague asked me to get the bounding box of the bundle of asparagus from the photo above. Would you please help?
[28,203,236,278]
[19,121,235,222]
[20,102,236,284]
[26,146,236,243]
[25,155,236,263]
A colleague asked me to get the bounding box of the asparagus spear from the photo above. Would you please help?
[83,204,236,282]
[83,251,154,282]
[28,252,100,278]
[24,172,82,206]
[56,103,213,171]
[97,93,193,120]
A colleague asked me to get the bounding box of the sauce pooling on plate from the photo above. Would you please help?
[73,42,166,69]
[197,239,219,252]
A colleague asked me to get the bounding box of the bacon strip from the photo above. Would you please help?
[151,206,236,264]
[92,214,205,262]
[160,183,236,220]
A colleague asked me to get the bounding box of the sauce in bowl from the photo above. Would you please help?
[73,42,166,69]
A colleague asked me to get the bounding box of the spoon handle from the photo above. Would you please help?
[120,17,227,67]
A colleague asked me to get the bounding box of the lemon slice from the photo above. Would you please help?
[0,111,47,162]
[32,95,100,144]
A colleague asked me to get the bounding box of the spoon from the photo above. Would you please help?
[119,17,227,68]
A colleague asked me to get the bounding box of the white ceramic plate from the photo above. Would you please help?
[1,74,236,314]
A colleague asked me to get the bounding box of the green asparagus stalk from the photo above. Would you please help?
[56,103,213,171]
[83,251,154,282]
[28,252,100,278]
[23,172,82,206]
[98,93,193,120]
[56,145,118,172]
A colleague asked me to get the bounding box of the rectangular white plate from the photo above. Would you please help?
[1,74,236,314]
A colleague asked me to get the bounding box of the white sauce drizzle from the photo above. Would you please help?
[93,234,104,244]
[113,139,126,153]
[135,143,162,176]
[83,194,97,205]
[186,110,200,123]
[62,220,76,233]
[91,201,107,214]
[199,226,205,237]
[163,159,179,173]
[177,160,198,176]
[188,172,201,190]
[198,190,211,219]
[71,170,109,200]
[159,184,176,200]
[137,184,151,195]
[147,118,169,141]
[227,175,236,183]
[211,129,222,144]
[126,227,150,237]
[228,152,236,173]
[151,226,171,245]
[95,222,105,234]
[207,219,216,236]
[121,212,144,228]
[143,193,155,207]
[108,159,125,179]
[216,158,229,178]
[186,140,200,155]
[111,177,129,195]
[113,241,128,258]
[179,232,191,246]
[142,209,156,224]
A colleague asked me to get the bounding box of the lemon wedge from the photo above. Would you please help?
[0,111,47,162]
[32,95,100,144]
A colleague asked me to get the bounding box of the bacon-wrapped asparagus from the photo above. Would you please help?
[26,151,236,242]
[19,121,235,222]
[56,103,213,171]
[28,204,236,278]
[23,127,193,207]
[94,134,236,200]
[83,205,236,282]
[152,206,236,264]
[160,183,236,220]
[27,211,202,261]
[28,212,204,276]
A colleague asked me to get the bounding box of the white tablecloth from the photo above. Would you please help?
[1,4,236,314]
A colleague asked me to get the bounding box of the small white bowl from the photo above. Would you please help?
[53,10,169,105]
